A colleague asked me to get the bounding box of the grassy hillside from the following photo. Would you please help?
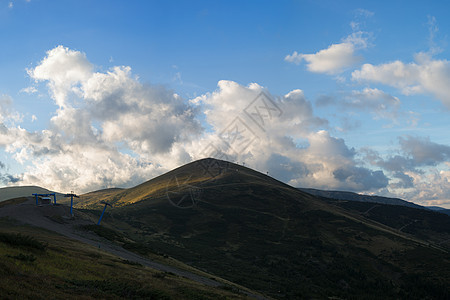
[78,159,237,209]
[78,188,125,208]
[327,198,450,248]
[0,215,252,299]
[299,187,425,209]
[87,158,450,299]
[0,186,63,203]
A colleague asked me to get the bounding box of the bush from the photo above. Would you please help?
[7,253,37,263]
[123,242,156,256]
[66,279,171,299]
[0,232,46,251]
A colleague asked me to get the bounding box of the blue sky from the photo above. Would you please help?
[1,0,450,208]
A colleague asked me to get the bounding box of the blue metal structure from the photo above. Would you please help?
[64,192,79,216]
[32,193,57,205]
[97,201,112,225]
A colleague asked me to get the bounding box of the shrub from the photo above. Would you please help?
[7,253,37,263]
[0,232,46,251]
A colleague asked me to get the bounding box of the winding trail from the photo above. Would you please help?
[0,197,268,299]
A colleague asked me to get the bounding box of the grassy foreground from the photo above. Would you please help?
[0,218,250,300]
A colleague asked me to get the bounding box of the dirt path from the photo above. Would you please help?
[0,197,267,299]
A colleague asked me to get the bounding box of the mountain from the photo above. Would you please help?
[299,187,426,209]
[427,206,450,216]
[82,158,450,299]
[299,187,450,216]
[0,186,64,203]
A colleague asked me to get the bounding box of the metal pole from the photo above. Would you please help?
[97,204,107,225]
[70,195,74,216]
[53,193,56,205]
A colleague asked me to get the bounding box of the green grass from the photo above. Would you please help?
[0,219,251,299]
[0,232,47,251]
[79,224,126,243]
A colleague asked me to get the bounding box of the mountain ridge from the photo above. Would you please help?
[299,187,450,216]
[84,158,450,298]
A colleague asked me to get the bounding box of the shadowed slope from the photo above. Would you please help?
[86,158,450,299]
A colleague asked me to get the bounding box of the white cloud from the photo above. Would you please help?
[0,95,23,124]
[5,53,388,193]
[352,53,450,108]
[192,81,387,192]
[399,135,450,166]
[361,136,450,205]
[285,31,368,74]
[28,45,93,107]
[6,45,450,205]
[354,8,374,18]
[11,58,388,194]
[316,88,401,129]
[3,45,202,192]
[346,88,400,120]
[20,86,38,94]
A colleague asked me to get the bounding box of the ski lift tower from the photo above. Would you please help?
[97,201,112,225]
[64,192,79,217]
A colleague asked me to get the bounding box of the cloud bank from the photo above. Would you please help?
[0,45,449,208]
[0,45,390,195]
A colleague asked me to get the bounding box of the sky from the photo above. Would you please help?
[1,0,450,208]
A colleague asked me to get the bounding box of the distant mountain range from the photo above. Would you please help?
[299,188,450,216]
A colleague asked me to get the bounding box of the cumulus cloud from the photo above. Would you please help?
[0,161,20,185]
[317,88,400,122]
[28,46,93,107]
[8,45,447,200]
[364,136,450,173]
[193,81,387,192]
[399,170,450,207]
[1,174,21,184]
[285,31,369,74]
[333,166,388,191]
[361,136,450,205]
[0,95,23,124]
[3,45,202,192]
[352,53,450,108]
[4,46,389,194]
[399,136,450,166]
